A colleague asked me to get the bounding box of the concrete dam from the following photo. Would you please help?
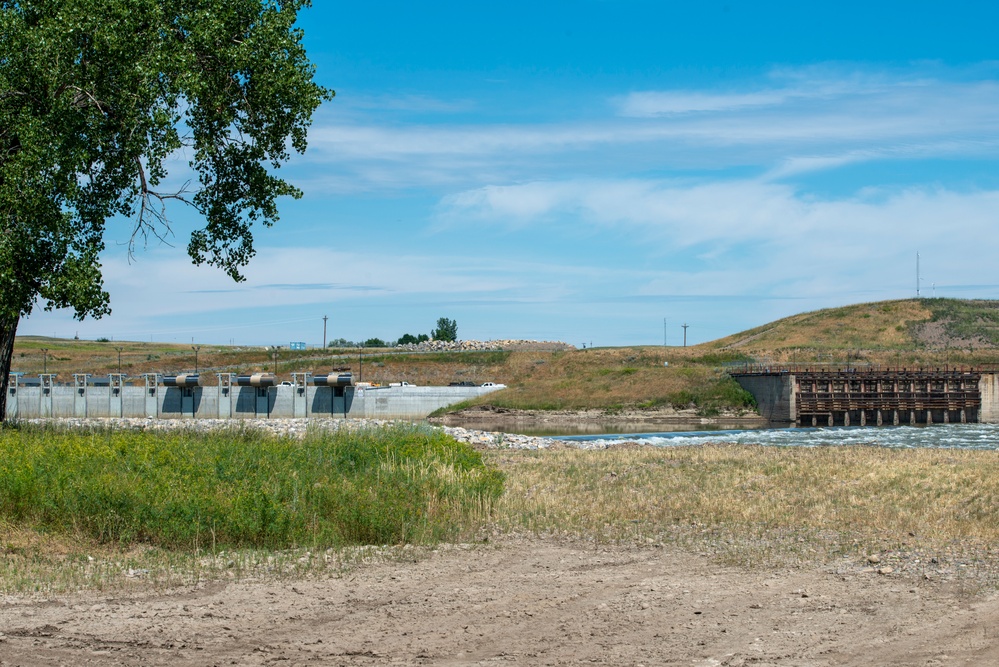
[732,368,999,426]
[5,372,502,421]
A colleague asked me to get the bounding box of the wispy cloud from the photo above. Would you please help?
[439,177,999,274]
[616,90,796,116]
[298,66,999,192]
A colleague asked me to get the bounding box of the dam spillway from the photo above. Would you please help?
[4,372,503,421]
[732,368,999,426]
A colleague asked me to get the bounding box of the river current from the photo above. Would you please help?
[554,423,999,451]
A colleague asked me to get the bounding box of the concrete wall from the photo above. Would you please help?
[732,373,796,423]
[980,373,999,423]
[6,383,499,420]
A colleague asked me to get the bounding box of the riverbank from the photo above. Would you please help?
[430,404,768,435]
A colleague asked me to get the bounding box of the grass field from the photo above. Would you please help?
[487,444,999,570]
[2,424,999,594]
[0,422,503,592]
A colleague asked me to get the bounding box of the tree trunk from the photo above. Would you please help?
[0,314,18,422]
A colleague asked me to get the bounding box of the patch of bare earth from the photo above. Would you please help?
[910,320,993,351]
[2,536,999,666]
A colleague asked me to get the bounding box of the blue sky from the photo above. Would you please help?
[20,1,999,347]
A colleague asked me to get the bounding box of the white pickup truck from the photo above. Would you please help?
[389,381,417,387]
[480,382,505,388]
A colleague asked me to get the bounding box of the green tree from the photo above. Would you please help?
[0,0,332,419]
[397,333,429,345]
[432,317,458,342]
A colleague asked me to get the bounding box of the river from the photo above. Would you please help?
[554,422,999,450]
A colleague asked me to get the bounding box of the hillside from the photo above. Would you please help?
[706,298,999,366]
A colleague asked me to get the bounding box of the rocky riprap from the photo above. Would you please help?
[17,417,622,450]
[395,339,575,353]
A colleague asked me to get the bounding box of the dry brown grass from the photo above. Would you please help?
[487,444,999,574]
[11,337,284,379]
[711,300,935,356]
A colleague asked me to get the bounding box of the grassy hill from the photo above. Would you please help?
[706,298,999,367]
[11,299,999,415]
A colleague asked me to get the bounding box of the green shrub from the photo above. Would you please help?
[0,424,503,550]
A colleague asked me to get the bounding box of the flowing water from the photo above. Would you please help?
[554,422,999,450]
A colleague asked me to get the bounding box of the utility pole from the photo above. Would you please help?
[663,318,667,347]
[40,348,48,374]
[115,346,123,375]
[322,315,328,349]
[916,251,920,298]
[682,323,689,347]
[191,345,201,373]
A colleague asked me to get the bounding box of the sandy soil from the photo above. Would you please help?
[2,536,998,666]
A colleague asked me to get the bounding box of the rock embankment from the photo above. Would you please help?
[396,339,575,352]
[18,417,620,450]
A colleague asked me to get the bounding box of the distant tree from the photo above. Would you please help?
[363,337,387,348]
[0,0,332,421]
[327,338,356,348]
[432,317,458,342]
[397,333,429,345]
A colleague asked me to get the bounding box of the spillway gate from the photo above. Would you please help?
[731,369,998,426]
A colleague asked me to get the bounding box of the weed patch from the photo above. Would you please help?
[0,423,503,551]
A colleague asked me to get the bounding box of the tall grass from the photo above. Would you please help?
[0,423,503,550]
[487,444,999,570]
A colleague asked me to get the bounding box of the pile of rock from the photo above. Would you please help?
[396,339,575,352]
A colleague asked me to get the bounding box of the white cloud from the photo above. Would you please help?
[616,90,796,116]
[440,180,999,273]
[298,67,999,192]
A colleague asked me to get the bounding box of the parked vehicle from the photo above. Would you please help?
[480,382,505,388]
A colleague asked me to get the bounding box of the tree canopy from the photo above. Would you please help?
[0,0,332,418]
[432,317,458,342]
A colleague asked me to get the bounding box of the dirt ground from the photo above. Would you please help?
[2,537,998,666]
